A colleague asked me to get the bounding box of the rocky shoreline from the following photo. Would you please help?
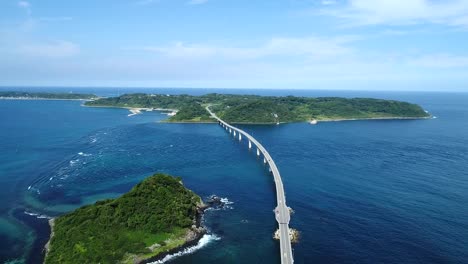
[43,218,54,259]
[141,196,228,264]
[139,202,208,264]
[140,227,206,264]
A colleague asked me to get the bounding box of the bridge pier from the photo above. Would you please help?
[257,148,260,156]
[264,157,267,164]
[239,134,242,141]
[229,128,232,133]
[249,140,252,149]
[234,131,237,137]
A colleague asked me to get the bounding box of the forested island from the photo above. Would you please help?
[85,93,430,123]
[45,174,206,264]
[0,91,98,100]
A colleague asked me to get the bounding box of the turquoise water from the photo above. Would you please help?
[0,90,467,263]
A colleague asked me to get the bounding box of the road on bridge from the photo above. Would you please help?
[206,106,294,264]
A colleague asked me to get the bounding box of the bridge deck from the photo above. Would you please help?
[206,106,294,264]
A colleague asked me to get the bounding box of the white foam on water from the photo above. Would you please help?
[24,211,51,219]
[24,211,38,217]
[220,197,234,205]
[78,152,92,156]
[149,234,220,264]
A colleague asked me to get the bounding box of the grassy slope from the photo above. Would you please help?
[45,174,202,264]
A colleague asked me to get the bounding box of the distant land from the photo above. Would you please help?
[0,91,98,100]
[85,93,430,123]
[45,174,206,264]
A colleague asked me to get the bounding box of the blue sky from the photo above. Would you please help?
[1,0,467,90]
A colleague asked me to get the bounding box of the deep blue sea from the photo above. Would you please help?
[0,88,467,264]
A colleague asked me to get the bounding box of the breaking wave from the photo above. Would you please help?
[220,197,234,205]
[24,211,51,219]
[149,234,220,264]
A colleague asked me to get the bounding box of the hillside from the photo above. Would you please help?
[45,174,204,264]
[85,93,430,123]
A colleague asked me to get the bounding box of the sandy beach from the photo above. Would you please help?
[127,108,142,116]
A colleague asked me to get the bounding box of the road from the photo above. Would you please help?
[206,106,294,264]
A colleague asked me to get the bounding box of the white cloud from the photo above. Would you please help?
[18,1,30,8]
[18,1,31,14]
[321,0,337,5]
[18,41,80,58]
[188,0,209,5]
[137,36,356,61]
[321,0,468,27]
[410,54,468,68]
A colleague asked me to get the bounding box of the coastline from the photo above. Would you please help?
[316,115,432,122]
[44,219,55,258]
[164,116,431,125]
[0,97,95,101]
[83,104,177,112]
[140,228,206,264]
[160,120,217,124]
[83,105,179,117]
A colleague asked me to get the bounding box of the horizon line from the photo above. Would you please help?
[0,85,467,93]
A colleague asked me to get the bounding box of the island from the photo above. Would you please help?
[44,173,206,264]
[85,93,430,123]
[0,91,98,100]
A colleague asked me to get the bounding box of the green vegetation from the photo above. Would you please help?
[85,93,430,123]
[85,93,196,109]
[169,104,212,122]
[45,173,203,264]
[0,91,98,100]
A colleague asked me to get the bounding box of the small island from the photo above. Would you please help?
[85,93,430,124]
[44,174,206,264]
[0,91,98,100]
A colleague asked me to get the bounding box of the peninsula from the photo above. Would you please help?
[0,91,98,100]
[85,93,430,123]
[44,174,206,264]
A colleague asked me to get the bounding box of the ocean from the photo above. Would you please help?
[0,88,467,263]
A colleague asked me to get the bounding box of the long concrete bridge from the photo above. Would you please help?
[206,106,294,264]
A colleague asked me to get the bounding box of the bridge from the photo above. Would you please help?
[206,106,294,264]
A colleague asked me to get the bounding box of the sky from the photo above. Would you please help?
[0,0,467,91]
